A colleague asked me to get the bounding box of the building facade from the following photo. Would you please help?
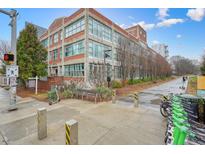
[25,22,47,39]
[151,43,169,59]
[39,8,170,86]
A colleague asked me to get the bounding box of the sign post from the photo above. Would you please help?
[28,76,39,95]
[6,65,18,110]
[0,9,18,111]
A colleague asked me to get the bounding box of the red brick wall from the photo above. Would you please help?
[49,48,62,65]
[49,18,63,33]
[38,80,50,91]
[64,31,85,44]
[64,53,84,62]
[126,25,147,43]
[38,76,84,91]
[64,77,84,82]
[64,8,85,24]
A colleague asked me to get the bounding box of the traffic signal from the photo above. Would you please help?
[4,53,14,62]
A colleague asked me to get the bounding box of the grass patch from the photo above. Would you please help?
[187,76,197,95]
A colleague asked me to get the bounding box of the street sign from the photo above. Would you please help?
[9,77,17,86]
[6,65,19,77]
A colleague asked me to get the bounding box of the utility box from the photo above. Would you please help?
[197,76,205,90]
[197,76,205,97]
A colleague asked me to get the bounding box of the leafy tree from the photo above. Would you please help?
[200,53,205,75]
[17,24,47,86]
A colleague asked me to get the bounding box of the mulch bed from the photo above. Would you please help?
[17,87,48,102]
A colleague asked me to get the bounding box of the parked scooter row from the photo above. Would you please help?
[161,94,205,145]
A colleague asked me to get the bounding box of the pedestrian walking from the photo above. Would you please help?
[182,76,186,89]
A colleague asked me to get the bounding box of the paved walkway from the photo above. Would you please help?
[139,77,188,105]
[0,78,187,145]
[8,101,166,145]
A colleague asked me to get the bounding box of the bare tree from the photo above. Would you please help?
[0,40,11,62]
[170,55,199,75]
[116,37,131,85]
[0,40,11,74]
[129,44,139,80]
[89,62,105,87]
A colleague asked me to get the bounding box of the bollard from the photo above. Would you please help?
[37,108,47,140]
[65,119,78,145]
[112,90,116,104]
[133,93,139,108]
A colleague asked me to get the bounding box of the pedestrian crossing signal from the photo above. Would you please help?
[4,53,14,62]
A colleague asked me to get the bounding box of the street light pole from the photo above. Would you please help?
[10,10,17,66]
[0,9,18,111]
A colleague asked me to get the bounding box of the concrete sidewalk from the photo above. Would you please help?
[5,100,165,145]
[0,78,183,145]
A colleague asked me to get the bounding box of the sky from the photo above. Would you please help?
[0,8,205,60]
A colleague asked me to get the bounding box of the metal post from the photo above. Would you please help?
[0,9,18,111]
[103,51,106,84]
[9,10,18,111]
[35,76,38,95]
[37,108,47,140]
[10,10,17,65]
[65,119,78,145]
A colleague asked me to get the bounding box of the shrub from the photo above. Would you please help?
[112,80,122,88]
[4,86,10,91]
[142,77,151,82]
[128,79,142,85]
[62,89,73,99]
[48,90,58,103]
[96,86,113,99]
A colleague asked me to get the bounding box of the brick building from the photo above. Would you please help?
[39,8,170,86]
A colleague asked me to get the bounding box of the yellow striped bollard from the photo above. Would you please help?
[65,119,78,145]
[129,93,139,108]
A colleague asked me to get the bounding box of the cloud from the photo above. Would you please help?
[186,8,205,21]
[152,40,160,45]
[115,22,127,29]
[176,34,182,38]
[132,21,155,30]
[128,16,135,20]
[156,18,184,27]
[119,24,127,29]
[156,8,169,20]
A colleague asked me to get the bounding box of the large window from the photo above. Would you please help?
[114,66,122,79]
[41,38,48,48]
[88,17,112,42]
[54,32,58,43]
[88,40,111,59]
[64,63,84,77]
[65,40,84,57]
[49,49,58,61]
[65,17,85,38]
[113,31,125,45]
